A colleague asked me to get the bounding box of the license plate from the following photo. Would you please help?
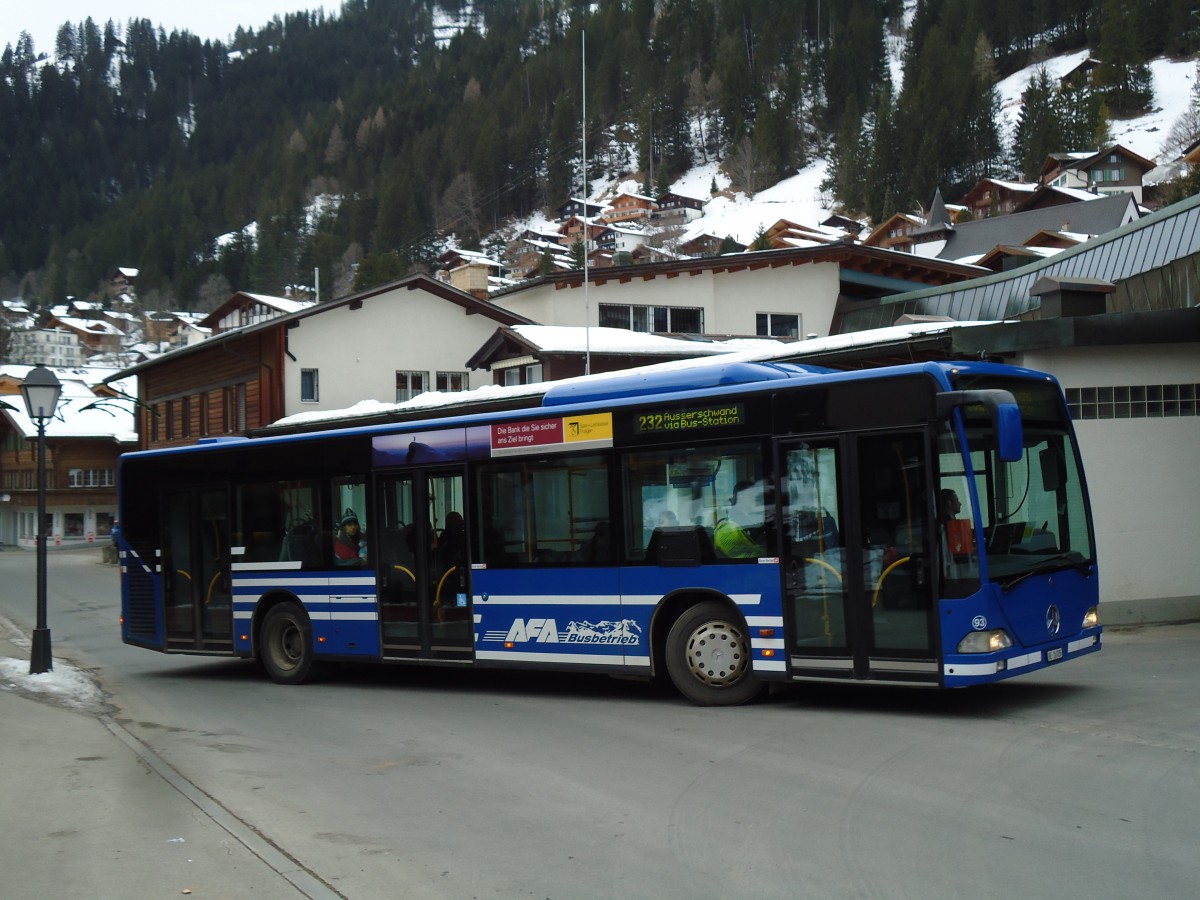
[1046,647,1064,662]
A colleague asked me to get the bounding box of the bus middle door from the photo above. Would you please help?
[376,468,473,661]
[780,431,938,684]
[162,486,232,652]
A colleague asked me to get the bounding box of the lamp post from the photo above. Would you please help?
[20,364,62,675]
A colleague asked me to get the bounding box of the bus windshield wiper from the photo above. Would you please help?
[1000,553,1091,593]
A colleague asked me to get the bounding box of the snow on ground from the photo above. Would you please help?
[0,655,105,711]
[669,51,1197,246]
[0,610,105,710]
[677,162,833,246]
[994,53,1195,161]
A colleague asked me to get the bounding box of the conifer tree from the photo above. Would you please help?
[1013,67,1063,181]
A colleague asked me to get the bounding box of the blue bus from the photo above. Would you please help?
[117,360,1101,705]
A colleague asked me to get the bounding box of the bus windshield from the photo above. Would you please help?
[954,375,1094,587]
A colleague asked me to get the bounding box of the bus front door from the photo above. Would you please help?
[780,432,938,684]
[376,469,472,660]
[162,487,232,652]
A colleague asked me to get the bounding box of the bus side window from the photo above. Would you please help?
[475,454,609,567]
[236,480,321,569]
[622,442,765,564]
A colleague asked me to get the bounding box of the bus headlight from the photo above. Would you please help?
[958,629,1013,653]
[1082,606,1100,628]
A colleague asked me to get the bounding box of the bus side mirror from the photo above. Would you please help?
[1039,446,1065,491]
[936,389,1023,463]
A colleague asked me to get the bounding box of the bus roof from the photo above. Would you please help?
[121,359,1046,461]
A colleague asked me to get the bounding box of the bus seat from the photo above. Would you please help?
[792,509,840,548]
[645,526,716,567]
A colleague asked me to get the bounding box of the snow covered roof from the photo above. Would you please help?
[504,325,784,356]
[51,316,125,336]
[0,365,137,443]
[611,190,657,203]
[238,293,316,314]
[272,320,995,430]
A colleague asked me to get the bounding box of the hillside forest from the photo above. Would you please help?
[2,0,1199,313]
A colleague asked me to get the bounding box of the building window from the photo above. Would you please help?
[1065,383,1199,419]
[224,384,247,433]
[182,396,192,437]
[599,303,704,334]
[396,370,427,402]
[67,468,115,488]
[501,364,543,387]
[301,368,319,402]
[756,313,800,338]
[436,371,468,392]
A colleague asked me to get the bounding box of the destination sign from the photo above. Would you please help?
[634,403,745,434]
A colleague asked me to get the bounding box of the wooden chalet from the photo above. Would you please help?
[960,178,1038,219]
[556,198,605,221]
[653,191,706,225]
[1040,145,1156,203]
[601,191,657,224]
[862,213,925,253]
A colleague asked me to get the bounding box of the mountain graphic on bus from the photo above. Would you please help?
[563,619,643,644]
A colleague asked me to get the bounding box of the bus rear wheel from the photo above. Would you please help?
[260,601,316,685]
[665,601,762,706]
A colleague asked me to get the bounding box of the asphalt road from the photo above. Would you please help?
[2,547,1197,899]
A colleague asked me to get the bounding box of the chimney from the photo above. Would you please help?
[1029,275,1114,318]
[448,261,491,301]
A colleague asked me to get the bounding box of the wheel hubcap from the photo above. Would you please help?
[273,619,301,669]
[684,620,748,687]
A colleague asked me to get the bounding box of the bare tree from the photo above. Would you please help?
[437,172,483,240]
[195,273,232,313]
[648,222,686,256]
[1162,60,1200,159]
[724,137,768,195]
[324,123,347,166]
[331,242,363,298]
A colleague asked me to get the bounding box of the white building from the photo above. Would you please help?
[9,328,84,367]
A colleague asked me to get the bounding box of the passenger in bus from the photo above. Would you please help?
[940,488,975,557]
[940,488,962,523]
[577,521,611,563]
[438,512,467,570]
[714,481,767,558]
[334,509,368,566]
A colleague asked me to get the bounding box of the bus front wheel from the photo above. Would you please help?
[260,601,316,685]
[665,601,762,706]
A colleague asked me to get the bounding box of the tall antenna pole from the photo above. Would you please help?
[582,29,591,375]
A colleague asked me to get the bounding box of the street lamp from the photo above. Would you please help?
[20,364,62,675]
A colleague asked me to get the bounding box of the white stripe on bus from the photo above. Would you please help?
[474,593,762,606]
[752,659,787,672]
[943,662,999,677]
[475,650,628,665]
[231,561,303,572]
[744,615,784,627]
[751,638,785,650]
